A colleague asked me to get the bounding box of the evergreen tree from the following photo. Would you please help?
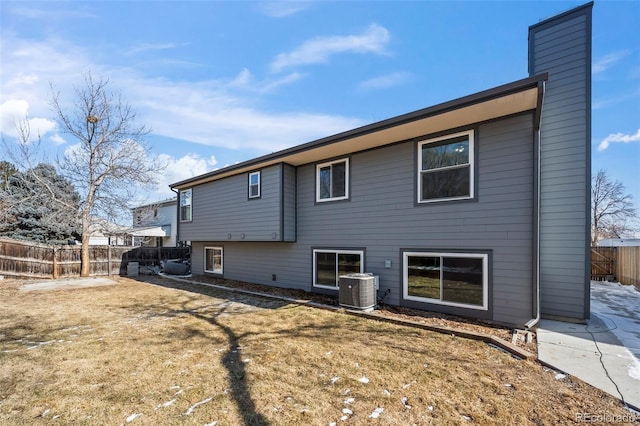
[0,163,81,244]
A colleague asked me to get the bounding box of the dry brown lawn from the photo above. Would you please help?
[0,276,632,425]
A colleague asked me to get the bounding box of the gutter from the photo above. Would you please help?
[170,187,180,244]
[524,128,541,330]
[525,81,545,330]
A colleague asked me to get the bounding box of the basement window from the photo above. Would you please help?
[403,251,488,310]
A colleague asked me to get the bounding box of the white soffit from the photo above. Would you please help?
[130,226,169,237]
[175,86,539,187]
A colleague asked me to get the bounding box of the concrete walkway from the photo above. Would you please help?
[537,281,640,411]
[19,277,117,292]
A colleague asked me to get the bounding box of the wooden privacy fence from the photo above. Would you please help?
[591,246,640,287]
[0,238,190,279]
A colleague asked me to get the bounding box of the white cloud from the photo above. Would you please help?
[270,23,390,72]
[10,6,97,20]
[259,1,312,18]
[49,134,66,146]
[154,153,219,196]
[1,32,364,159]
[0,99,56,142]
[124,42,189,56]
[598,128,640,151]
[593,50,631,75]
[228,68,305,93]
[0,99,30,133]
[7,73,39,86]
[593,89,640,110]
[358,71,411,91]
[26,117,57,138]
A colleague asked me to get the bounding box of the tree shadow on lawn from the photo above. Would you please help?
[194,306,269,426]
[129,276,488,424]
[128,278,320,426]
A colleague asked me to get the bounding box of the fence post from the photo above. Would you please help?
[107,245,112,277]
[52,246,58,279]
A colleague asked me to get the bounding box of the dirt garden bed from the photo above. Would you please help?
[175,274,537,356]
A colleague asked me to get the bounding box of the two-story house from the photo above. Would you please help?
[130,197,178,247]
[170,3,593,327]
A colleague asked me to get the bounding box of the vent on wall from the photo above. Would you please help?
[338,273,378,311]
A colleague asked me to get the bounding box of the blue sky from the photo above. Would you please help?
[1,1,639,212]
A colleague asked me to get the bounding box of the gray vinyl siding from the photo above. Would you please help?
[180,163,295,242]
[529,3,592,320]
[191,113,536,326]
[282,164,297,242]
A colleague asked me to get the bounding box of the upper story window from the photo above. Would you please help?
[316,158,349,202]
[418,131,474,203]
[180,188,192,222]
[248,171,261,199]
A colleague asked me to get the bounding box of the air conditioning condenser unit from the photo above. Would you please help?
[338,273,378,311]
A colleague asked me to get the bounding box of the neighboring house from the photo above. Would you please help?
[170,4,593,327]
[597,239,640,247]
[88,216,131,246]
[130,198,177,247]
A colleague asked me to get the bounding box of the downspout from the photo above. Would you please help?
[171,187,180,246]
[525,80,545,330]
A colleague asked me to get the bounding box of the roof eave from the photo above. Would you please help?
[171,73,548,190]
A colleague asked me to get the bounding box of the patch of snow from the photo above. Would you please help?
[184,397,212,416]
[423,363,429,368]
[340,415,348,421]
[27,340,56,350]
[344,397,355,404]
[462,415,472,421]
[368,407,384,419]
[624,351,640,380]
[358,376,369,384]
[554,373,566,380]
[342,389,350,396]
[428,405,434,411]
[204,422,217,426]
[155,399,176,409]
[354,362,360,367]
[591,281,640,377]
[401,397,412,409]
[39,409,50,417]
[125,413,142,422]
[242,358,251,363]
[329,423,337,426]
[402,380,416,389]
[383,389,391,396]
[331,377,340,384]
[342,408,353,415]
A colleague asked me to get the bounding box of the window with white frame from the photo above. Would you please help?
[205,246,223,274]
[403,252,488,310]
[313,249,363,289]
[248,171,261,199]
[180,189,192,222]
[418,131,474,203]
[316,158,349,202]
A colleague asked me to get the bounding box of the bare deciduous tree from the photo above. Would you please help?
[51,73,166,276]
[591,169,637,244]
